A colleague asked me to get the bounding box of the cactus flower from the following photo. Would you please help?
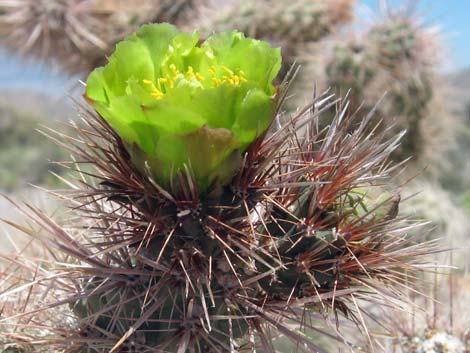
[85,23,281,191]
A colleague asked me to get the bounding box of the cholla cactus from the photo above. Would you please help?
[324,41,375,111]
[206,0,354,44]
[0,24,439,353]
[324,10,444,163]
[203,0,355,75]
[0,0,207,75]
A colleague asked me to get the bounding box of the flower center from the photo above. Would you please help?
[209,65,247,87]
[143,64,247,100]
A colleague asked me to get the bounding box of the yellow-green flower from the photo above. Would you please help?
[85,23,281,191]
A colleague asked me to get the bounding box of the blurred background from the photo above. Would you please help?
[1,0,469,351]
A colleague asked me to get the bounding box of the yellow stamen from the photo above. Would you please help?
[208,66,217,77]
[150,89,164,100]
[212,77,222,87]
[145,64,247,100]
[186,66,195,79]
[170,64,179,76]
[158,75,175,89]
[222,66,234,75]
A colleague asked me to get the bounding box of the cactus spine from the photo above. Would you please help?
[0,88,438,353]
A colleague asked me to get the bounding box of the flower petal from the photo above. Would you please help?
[232,88,274,149]
[142,101,207,136]
[86,23,181,102]
[204,31,281,94]
[102,96,159,154]
[183,126,241,188]
[182,84,251,129]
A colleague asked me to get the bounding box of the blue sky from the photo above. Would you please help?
[0,48,73,95]
[1,0,469,95]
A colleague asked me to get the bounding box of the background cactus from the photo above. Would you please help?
[190,0,354,77]
[322,10,451,166]
[0,0,353,81]
[0,0,207,75]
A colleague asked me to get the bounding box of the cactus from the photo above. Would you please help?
[202,0,355,76]
[205,0,354,44]
[324,41,376,111]
[0,0,207,75]
[323,10,447,164]
[0,24,440,353]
